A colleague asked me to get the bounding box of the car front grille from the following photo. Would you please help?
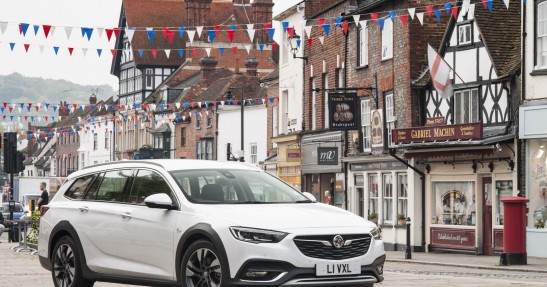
[293,234,371,260]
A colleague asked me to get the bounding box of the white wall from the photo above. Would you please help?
[217,105,268,166]
[526,3,547,100]
[278,5,305,134]
[79,120,114,168]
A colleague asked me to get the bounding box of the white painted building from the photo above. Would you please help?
[521,0,547,258]
[78,119,114,168]
[217,105,268,167]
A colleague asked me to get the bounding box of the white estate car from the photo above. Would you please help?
[38,160,385,287]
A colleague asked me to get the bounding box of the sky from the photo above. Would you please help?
[0,0,299,92]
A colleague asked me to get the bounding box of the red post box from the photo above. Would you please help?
[500,197,528,265]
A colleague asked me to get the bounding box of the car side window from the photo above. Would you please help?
[83,173,104,200]
[65,175,96,200]
[96,170,132,202]
[129,169,173,204]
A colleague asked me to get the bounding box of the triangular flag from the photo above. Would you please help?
[146,28,155,43]
[39,45,45,54]
[82,48,88,56]
[426,6,433,17]
[444,3,452,14]
[97,49,103,57]
[24,44,30,52]
[65,26,73,39]
[341,22,349,35]
[106,28,113,41]
[307,38,313,46]
[205,47,211,56]
[259,44,264,52]
[296,39,301,47]
[208,30,216,42]
[335,16,342,27]
[126,27,135,42]
[43,25,52,38]
[33,25,40,35]
[233,46,238,54]
[247,29,255,42]
[400,15,408,27]
[435,9,442,22]
[96,27,104,39]
[318,18,325,26]
[187,30,196,44]
[53,46,59,55]
[178,49,184,58]
[227,30,235,42]
[389,10,396,21]
[113,28,120,38]
[166,30,175,43]
[138,49,144,58]
[245,45,251,54]
[192,49,197,56]
[353,15,361,26]
[323,24,330,36]
[319,36,324,45]
[272,42,278,52]
[219,47,225,56]
[451,7,459,19]
[152,50,157,59]
[267,28,275,40]
[377,18,385,30]
[0,22,7,35]
[408,8,416,19]
[304,26,312,38]
[196,26,203,38]
[282,21,289,31]
[20,23,29,36]
[417,12,424,25]
[485,0,493,12]
[68,47,74,55]
[165,49,171,58]
[9,43,15,51]
[371,13,378,24]
[110,49,116,57]
[178,27,186,38]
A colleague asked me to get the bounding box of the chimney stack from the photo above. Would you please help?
[89,93,97,105]
[245,57,258,76]
[199,57,218,80]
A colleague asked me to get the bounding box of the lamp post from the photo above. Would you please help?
[225,88,244,162]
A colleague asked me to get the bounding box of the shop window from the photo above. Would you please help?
[495,180,513,225]
[528,140,547,229]
[454,89,479,124]
[368,174,378,217]
[398,173,408,219]
[433,182,475,226]
[361,99,371,151]
[383,174,393,222]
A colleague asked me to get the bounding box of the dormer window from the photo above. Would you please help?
[458,23,472,46]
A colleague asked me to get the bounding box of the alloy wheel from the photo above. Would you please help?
[53,244,76,287]
[185,248,222,287]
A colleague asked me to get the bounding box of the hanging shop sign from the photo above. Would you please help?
[317,147,338,165]
[371,110,383,147]
[392,123,483,144]
[328,93,359,131]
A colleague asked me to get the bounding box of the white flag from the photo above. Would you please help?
[187,30,196,44]
[417,12,424,25]
[125,27,135,42]
[205,48,211,57]
[196,26,203,38]
[165,49,171,59]
[408,8,416,20]
[503,0,510,9]
[65,27,73,39]
[427,44,453,99]
[304,26,312,38]
[353,15,360,26]
[247,28,255,42]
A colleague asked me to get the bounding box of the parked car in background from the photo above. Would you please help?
[39,160,385,287]
[1,202,26,221]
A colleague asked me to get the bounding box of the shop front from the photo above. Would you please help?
[301,131,345,208]
[272,134,302,190]
[394,123,517,255]
[346,157,410,251]
[520,103,547,258]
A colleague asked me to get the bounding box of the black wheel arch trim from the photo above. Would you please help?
[175,222,231,284]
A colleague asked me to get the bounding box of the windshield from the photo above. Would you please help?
[1,203,24,213]
[170,169,309,204]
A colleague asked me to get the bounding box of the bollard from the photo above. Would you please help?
[405,217,412,259]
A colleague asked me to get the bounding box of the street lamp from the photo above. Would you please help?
[288,34,308,62]
[225,88,244,162]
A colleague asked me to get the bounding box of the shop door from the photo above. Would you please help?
[482,177,493,255]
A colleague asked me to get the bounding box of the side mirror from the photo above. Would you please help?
[144,194,177,210]
[302,192,317,202]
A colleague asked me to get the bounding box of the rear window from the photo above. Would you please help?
[1,203,24,213]
[65,175,97,200]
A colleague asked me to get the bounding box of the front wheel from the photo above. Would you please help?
[51,236,94,287]
[182,240,224,287]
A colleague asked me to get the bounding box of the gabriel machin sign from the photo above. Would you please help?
[328,93,358,131]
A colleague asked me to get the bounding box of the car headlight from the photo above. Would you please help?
[370,226,382,240]
[229,227,288,243]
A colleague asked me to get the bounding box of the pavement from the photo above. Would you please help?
[386,250,547,273]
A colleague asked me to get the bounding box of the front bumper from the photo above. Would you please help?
[224,255,385,287]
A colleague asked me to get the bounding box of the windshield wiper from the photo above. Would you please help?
[294,199,313,203]
[234,201,265,204]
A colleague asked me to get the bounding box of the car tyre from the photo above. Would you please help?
[51,236,94,287]
[182,240,225,287]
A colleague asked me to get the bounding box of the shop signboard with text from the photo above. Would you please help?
[317,147,338,165]
[328,93,359,131]
[392,123,483,144]
[430,228,476,251]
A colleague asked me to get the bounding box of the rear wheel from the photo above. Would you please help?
[51,236,94,287]
[182,240,224,287]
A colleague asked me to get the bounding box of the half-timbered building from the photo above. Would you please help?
[393,1,520,254]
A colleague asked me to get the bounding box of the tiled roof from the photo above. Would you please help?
[261,68,278,82]
[474,0,521,78]
[193,74,265,103]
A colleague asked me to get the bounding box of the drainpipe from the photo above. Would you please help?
[389,149,426,252]
[343,20,349,210]
[517,0,526,196]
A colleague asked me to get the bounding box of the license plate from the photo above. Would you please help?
[316,262,361,276]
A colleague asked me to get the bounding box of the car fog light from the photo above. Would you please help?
[377,264,384,275]
[241,271,283,281]
[245,271,270,278]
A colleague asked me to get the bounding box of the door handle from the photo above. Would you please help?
[121,212,132,219]
[79,206,89,213]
